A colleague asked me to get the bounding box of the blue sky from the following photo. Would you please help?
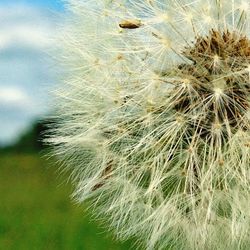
[0,0,65,145]
[1,0,64,10]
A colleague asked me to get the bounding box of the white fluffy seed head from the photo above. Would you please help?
[48,0,250,249]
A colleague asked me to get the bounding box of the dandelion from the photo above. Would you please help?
[49,0,250,249]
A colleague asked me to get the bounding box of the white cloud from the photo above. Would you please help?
[0,25,53,50]
[0,86,31,106]
[0,4,56,50]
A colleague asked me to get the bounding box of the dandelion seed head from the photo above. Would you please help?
[49,0,250,249]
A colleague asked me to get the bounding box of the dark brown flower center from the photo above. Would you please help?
[173,30,250,137]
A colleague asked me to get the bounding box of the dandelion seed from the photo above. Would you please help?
[119,19,142,29]
[48,0,250,249]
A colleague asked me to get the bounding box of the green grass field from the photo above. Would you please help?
[0,154,133,250]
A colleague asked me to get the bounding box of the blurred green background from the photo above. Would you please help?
[0,122,133,250]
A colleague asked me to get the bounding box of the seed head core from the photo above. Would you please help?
[174,30,250,135]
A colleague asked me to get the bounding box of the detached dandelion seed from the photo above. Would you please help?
[119,19,142,29]
[48,0,250,249]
